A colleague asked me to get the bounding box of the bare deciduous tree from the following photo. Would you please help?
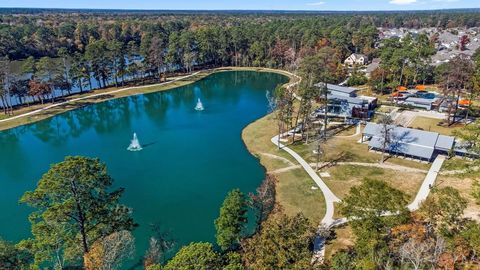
[249,174,277,230]
[144,225,176,268]
[438,54,474,126]
[378,114,395,164]
[84,230,135,270]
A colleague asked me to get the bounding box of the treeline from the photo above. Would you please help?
[1,10,480,112]
[2,9,480,61]
[0,11,379,112]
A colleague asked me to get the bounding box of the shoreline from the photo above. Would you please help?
[0,67,298,132]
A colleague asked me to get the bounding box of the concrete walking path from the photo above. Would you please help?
[408,155,446,211]
[271,134,341,262]
[271,133,446,263]
[271,135,341,225]
[270,162,428,175]
[311,162,428,174]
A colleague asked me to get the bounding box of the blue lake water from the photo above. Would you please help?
[0,71,288,267]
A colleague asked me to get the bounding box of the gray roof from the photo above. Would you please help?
[328,94,367,105]
[363,123,455,160]
[404,97,437,105]
[315,83,358,95]
[436,135,455,150]
[366,59,380,74]
[350,53,368,59]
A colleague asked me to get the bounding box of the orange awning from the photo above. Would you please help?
[397,86,407,91]
[415,85,426,90]
[459,99,471,106]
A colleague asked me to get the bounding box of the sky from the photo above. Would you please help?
[0,0,479,11]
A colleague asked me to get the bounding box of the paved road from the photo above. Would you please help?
[408,155,446,211]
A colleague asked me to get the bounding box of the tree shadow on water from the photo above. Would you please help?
[141,141,157,148]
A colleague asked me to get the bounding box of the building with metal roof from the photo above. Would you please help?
[314,83,377,119]
[404,97,441,110]
[362,122,456,161]
[315,83,358,97]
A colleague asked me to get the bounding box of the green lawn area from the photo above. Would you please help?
[442,157,475,172]
[276,168,326,222]
[242,112,326,223]
[321,165,424,200]
[408,116,462,136]
[436,174,480,221]
[289,135,430,171]
[334,124,357,136]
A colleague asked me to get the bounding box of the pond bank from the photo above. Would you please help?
[0,67,298,131]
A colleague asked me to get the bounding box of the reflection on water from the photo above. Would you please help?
[0,71,288,269]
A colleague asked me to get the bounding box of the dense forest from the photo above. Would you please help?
[0,9,480,111]
[2,9,480,270]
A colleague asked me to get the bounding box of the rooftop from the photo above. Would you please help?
[363,123,455,160]
[315,83,358,95]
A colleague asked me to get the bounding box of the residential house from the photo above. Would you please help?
[344,53,369,66]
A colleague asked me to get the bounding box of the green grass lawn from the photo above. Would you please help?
[321,165,424,200]
[376,105,396,114]
[276,168,326,222]
[242,107,326,223]
[409,116,462,136]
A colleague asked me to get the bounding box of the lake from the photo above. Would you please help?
[0,71,288,267]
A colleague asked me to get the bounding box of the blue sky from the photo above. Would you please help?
[1,0,479,11]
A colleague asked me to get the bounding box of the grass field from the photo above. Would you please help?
[289,134,430,171]
[321,165,424,200]
[242,113,326,222]
[409,116,462,136]
[325,225,355,259]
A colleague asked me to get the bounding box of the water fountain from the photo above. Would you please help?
[195,98,205,111]
[127,133,143,151]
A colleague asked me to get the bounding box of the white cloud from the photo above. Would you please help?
[390,0,417,5]
[307,2,326,6]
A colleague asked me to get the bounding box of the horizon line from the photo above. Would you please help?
[1,7,480,13]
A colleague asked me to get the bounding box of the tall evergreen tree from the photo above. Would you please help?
[19,156,137,268]
[215,189,248,251]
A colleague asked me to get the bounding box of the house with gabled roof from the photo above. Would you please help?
[344,53,369,66]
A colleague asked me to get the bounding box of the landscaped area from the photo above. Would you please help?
[2,5,480,270]
[409,116,463,135]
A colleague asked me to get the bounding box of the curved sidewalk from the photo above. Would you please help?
[271,135,341,226]
[271,134,445,263]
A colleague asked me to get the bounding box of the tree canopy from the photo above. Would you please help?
[215,189,248,251]
[19,156,136,268]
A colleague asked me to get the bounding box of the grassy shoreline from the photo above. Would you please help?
[0,67,297,131]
